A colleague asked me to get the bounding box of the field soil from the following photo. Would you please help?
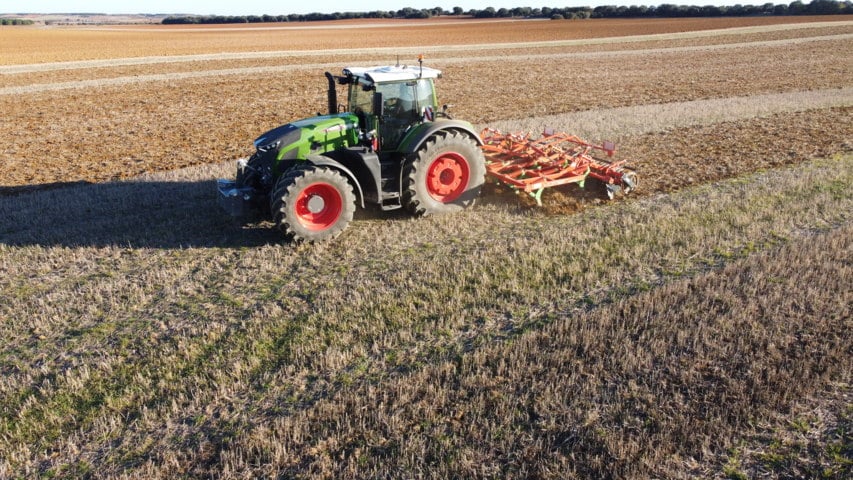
[1,18,851,195]
[0,16,851,480]
[1,16,846,63]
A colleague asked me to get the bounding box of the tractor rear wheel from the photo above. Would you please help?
[270,165,356,242]
[402,130,486,215]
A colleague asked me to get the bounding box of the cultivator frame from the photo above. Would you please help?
[480,128,637,205]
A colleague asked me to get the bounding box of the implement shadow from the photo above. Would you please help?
[0,178,282,249]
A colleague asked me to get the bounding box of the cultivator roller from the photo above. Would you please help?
[480,128,638,205]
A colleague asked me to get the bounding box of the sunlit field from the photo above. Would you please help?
[1,16,851,478]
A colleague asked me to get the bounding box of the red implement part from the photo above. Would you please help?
[480,128,637,205]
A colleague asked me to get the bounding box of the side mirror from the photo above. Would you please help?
[441,104,453,120]
[373,92,384,119]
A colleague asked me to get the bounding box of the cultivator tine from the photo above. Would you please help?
[480,128,638,205]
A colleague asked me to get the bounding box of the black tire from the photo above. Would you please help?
[270,165,356,242]
[402,130,486,215]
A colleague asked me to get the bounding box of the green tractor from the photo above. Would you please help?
[217,59,486,242]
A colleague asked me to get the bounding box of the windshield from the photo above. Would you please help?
[348,78,436,116]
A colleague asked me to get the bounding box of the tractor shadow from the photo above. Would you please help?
[0,177,617,249]
[0,179,283,249]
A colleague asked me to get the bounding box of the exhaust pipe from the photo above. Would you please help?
[325,72,337,115]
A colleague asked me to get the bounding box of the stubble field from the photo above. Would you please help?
[0,16,851,479]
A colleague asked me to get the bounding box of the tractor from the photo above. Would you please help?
[217,58,486,242]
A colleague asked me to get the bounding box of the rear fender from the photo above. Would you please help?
[397,119,484,156]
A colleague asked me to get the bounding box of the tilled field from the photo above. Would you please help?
[1,16,846,63]
[1,19,851,192]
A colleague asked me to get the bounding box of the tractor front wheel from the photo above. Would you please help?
[270,165,356,242]
[403,130,486,215]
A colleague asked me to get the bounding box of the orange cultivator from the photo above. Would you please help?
[480,128,638,205]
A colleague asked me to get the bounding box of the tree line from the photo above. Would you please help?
[0,18,35,25]
[161,0,850,24]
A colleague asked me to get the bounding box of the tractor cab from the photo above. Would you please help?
[334,64,442,151]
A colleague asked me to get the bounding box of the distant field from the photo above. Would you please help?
[0,16,851,479]
[1,16,846,63]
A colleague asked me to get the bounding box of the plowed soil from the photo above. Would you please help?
[1,16,846,63]
[1,16,851,211]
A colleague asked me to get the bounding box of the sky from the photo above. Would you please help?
[2,1,774,16]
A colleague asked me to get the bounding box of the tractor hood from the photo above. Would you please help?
[253,113,359,159]
[253,123,301,153]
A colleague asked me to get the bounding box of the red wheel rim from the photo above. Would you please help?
[426,152,470,202]
[294,183,343,231]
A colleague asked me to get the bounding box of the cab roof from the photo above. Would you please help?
[342,65,442,85]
